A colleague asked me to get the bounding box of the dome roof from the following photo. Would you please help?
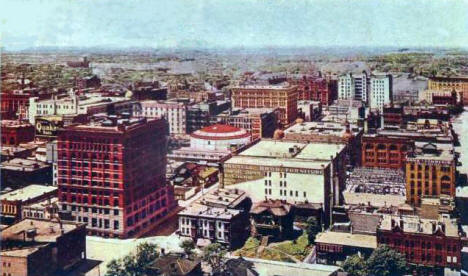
[191,124,250,140]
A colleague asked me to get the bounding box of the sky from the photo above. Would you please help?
[1,0,468,50]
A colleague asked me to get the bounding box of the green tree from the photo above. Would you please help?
[105,259,126,276]
[305,217,321,244]
[105,242,159,276]
[342,254,367,276]
[366,245,407,276]
[180,239,196,257]
[203,243,227,273]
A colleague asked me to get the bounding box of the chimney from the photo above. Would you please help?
[399,219,404,231]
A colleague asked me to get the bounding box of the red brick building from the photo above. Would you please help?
[377,215,461,271]
[57,115,176,238]
[290,76,337,106]
[231,84,298,126]
[1,120,35,146]
[0,91,30,119]
[361,135,412,169]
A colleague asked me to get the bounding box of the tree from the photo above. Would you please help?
[203,243,227,273]
[105,259,126,276]
[134,242,159,274]
[366,245,407,276]
[305,217,321,244]
[105,242,159,276]
[180,239,196,257]
[342,254,367,276]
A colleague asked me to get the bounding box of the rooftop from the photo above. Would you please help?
[0,185,57,202]
[345,167,406,196]
[315,231,377,249]
[63,114,160,134]
[250,200,293,217]
[284,121,361,137]
[2,218,83,244]
[179,204,241,220]
[1,120,33,128]
[198,188,247,209]
[231,84,296,90]
[239,140,344,161]
[407,142,455,162]
[0,158,50,172]
[379,214,460,237]
[24,197,58,209]
[240,257,340,276]
[191,124,250,140]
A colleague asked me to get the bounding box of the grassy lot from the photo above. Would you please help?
[233,233,313,263]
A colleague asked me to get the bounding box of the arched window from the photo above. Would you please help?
[441,175,451,182]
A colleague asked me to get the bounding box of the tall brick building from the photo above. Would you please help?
[405,142,456,206]
[57,115,176,238]
[230,84,298,126]
[291,76,337,106]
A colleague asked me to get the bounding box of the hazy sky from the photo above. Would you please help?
[1,0,468,50]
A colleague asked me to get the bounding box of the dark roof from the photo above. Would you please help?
[214,257,258,276]
[250,200,292,216]
[148,255,201,276]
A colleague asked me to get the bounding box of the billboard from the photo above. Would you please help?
[35,117,64,137]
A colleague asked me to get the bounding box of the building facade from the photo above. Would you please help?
[0,185,57,224]
[137,100,187,135]
[1,120,35,146]
[222,140,347,227]
[361,135,412,169]
[377,215,461,270]
[57,116,176,238]
[338,74,355,101]
[405,142,456,206]
[213,108,279,139]
[1,219,87,276]
[231,85,298,126]
[369,74,392,111]
[428,76,468,105]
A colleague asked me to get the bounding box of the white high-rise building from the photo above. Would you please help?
[353,73,369,103]
[338,74,354,100]
[136,100,187,135]
[369,74,392,111]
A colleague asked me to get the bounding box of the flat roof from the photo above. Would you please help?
[284,122,361,137]
[1,218,83,243]
[198,188,247,208]
[179,204,241,220]
[241,257,340,276]
[24,197,58,209]
[315,231,377,249]
[379,214,459,237]
[1,120,33,128]
[225,156,329,170]
[0,185,56,202]
[239,140,345,161]
[1,158,50,171]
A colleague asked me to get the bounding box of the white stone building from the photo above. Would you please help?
[369,73,392,111]
[136,100,187,135]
